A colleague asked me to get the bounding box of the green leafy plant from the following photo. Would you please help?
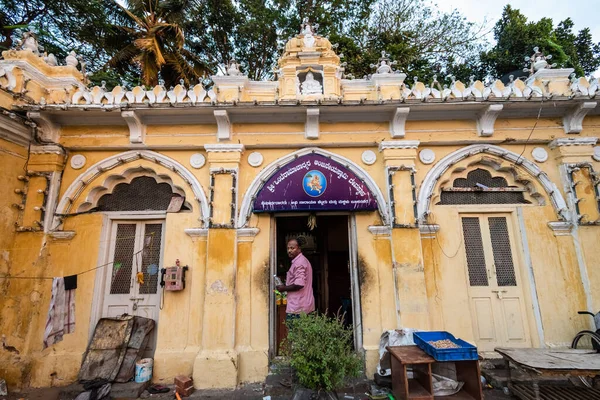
[281,313,362,393]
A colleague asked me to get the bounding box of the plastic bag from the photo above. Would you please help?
[377,328,419,376]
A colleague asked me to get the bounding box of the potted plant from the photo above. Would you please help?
[281,313,362,400]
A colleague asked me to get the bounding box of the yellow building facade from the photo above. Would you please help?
[1,25,600,390]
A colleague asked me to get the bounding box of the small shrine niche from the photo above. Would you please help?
[276,18,342,100]
[297,67,324,96]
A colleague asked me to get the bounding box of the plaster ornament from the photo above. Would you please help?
[300,18,318,48]
[247,152,264,167]
[65,51,78,67]
[190,153,206,169]
[531,147,548,163]
[370,51,398,75]
[419,149,436,165]
[523,46,557,75]
[303,32,315,48]
[361,150,377,165]
[593,147,600,162]
[70,154,86,170]
[300,72,322,95]
[43,52,58,66]
[19,32,40,55]
[226,59,244,76]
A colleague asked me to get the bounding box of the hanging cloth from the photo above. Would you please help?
[43,277,76,348]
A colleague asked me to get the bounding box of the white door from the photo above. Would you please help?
[461,214,531,352]
[102,221,164,346]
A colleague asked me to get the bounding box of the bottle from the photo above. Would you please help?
[273,275,283,286]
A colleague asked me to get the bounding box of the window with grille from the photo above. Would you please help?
[461,215,518,288]
[489,217,517,286]
[439,168,530,205]
[97,176,188,212]
[462,217,489,286]
[139,224,162,294]
[110,224,137,294]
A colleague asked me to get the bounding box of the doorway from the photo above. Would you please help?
[95,219,164,354]
[460,213,532,352]
[273,214,360,354]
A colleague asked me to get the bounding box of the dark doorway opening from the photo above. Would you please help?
[275,215,353,354]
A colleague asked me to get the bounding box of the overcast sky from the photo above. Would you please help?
[437,0,600,44]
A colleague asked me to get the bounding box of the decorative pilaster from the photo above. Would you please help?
[378,140,429,329]
[17,145,65,232]
[379,140,419,227]
[193,143,243,389]
[550,136,596,324]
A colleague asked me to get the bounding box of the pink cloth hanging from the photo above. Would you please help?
[43,277,76,348]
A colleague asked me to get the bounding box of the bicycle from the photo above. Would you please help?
[570,311,600,388]
[571,311,600,351]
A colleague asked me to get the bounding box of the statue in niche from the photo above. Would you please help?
[300,72,323,95]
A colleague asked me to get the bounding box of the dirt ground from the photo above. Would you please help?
[0,385,515,400]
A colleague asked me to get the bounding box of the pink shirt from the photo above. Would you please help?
[285,253,315,314]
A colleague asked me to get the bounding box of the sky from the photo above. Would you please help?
[437,0,600,44]
[436,0,599,76]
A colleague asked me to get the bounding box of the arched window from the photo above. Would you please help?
[438,168,530,205]
[97,176,190,212]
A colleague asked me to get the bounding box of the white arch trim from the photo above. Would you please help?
[417,144,568,222]
[53,150,209,229]
[237,147,390,227]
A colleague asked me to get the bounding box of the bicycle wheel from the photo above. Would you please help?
[571,330,600,350]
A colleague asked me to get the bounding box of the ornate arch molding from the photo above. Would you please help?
[237,147,390,227]
[417,144,568,222]
[435,156,545,206]
[53,150,210,229]
[77,166,188,212]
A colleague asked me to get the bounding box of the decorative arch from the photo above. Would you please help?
[417,144,568,222]
[237,147,390,227]
[77,166,188,212]
[53,150,209,229]
[436,157,545,206]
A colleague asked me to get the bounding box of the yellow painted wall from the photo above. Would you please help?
[1,113,599,391]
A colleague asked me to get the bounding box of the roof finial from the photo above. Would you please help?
[523,46,557,75]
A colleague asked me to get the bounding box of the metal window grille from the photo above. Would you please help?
[110,223,136,294]
[439,169,529,205]
[139,224,162,294]
[488,217,517,287]
[461,217,489,287]
[98,176,181,212]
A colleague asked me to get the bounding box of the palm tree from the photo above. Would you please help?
[107,0,209,87]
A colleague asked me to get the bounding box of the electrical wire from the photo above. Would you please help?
[0,232,156,281]
[429,213,463,259]
[514,98,544,166]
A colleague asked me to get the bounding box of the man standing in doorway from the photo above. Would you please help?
[276,238,315,320]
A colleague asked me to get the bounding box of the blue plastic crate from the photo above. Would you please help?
[413,331,478,361]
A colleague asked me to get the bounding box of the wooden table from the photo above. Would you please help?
[386,345,483,400]
[496,347,600,400]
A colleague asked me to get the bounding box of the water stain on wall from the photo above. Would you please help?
[255,258,271,299]
[357,253,371,292]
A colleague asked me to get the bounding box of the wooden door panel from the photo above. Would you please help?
[500,297,528,343]
[472,297,497,341]
[106,305,129,318]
